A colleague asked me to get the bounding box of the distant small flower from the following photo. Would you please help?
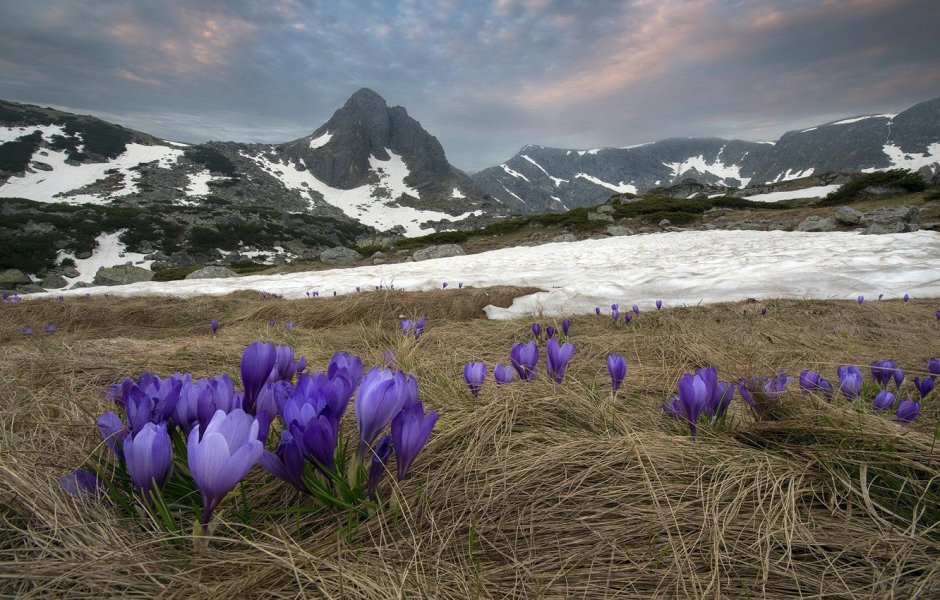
[463,362,487,397]
[896,398,920,423]
[760,307,767,316]
[531,323,541,338]
[594,307,601,316]
[857,295,864,304]
[21,326,33,336]
[442,282,448,289]
[656,300,662,310]
[55,295,64,302]
[546,338,574,384]
[285,321,295,330]
[871,360,903,388]
[913,376,934,400]
[935,310,940,321]
[268,319,276,327]
[383,350,395,365]
[333,291,337,296]
[44,323,57,334]
[60,469,103,496]
[494,363,514,384]
[607,354,627,393]
[836,365,863,400]
[210,319,219,335]
[458,282,464,288]
[872,390,896,411]
[561,319,570,336]
[356,287,361,292]
[929,357,940,376]
[799,370,833,399]
[903,293,910,302]
[611,306,620,321]
[623,313,633,324]
[414,317,426,339]
[878,294,884,300]
[545,326,555,339]
[632,305,640,315]
[510,341,538,381]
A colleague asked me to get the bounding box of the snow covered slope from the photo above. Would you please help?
[50,230,940,318]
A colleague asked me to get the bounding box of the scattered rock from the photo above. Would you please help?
[605,225,634,236]
[0,269,30,287]
[40,275,67,289]
[61,266,80,278]
[587,212,614,222]
[552,233,578,243]
[371,251,386,259]
[796,216,836,232]
[860,205,919,234]
[768,221,798,231]
[151,261,171,271]
[75,250,93,260]
[92,264,155,286]
[184,266,239,280]
[596,205,615,214]
[726,221,764,231]
[319,246,363,265]
[282,240,309,257]
[835,206,865,225]
[412,244,465,261]
[658,218,672,228]
[15,284,45,294]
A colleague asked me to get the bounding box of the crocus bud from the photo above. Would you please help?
[607,354,627,393]
[463,362,487,397]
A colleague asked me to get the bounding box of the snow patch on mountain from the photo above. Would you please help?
[308,131,332,149]
[185,169,220,197]
[575,173,637,194]
[0,139,183,204]
[53,230,154,288]
[863,142,940,173]
[521,154,568,187]
[242,150,480,237]
[830,114,896,126]
[500,163,529,181]
[743,185,841,202]
[663,153,751,187]
[767,168,815,184]
[451,188,465,199]
[1,124,68,144]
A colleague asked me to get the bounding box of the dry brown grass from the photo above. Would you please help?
[1,291,939,598]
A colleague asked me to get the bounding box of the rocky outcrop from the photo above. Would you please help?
[860,205,919,234]
[319,246,363,265]
[185,266,239,279]
[835,206,865,225]
[552,233,578,243]
[412,244,465,261]
[92,264,154,286]
[796,216,837,232]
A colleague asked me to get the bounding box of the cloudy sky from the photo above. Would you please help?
[1,0,938,171]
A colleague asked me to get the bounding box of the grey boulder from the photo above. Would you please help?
[412,244,465,261]
[185,266,239,280]
[796,216,836,232]
[92,264,155,286]
[320,246,363,265]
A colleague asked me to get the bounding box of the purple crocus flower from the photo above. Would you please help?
[656,300,662,310]
[608,354,627,394]
[763,371,792,399]
[60,469,103,496]
[531,323,541,338]
[896,399,920,423]
[210,319,219,334]
[400,319,413,336]
[442,282,448,289]
[662,395,684,419]
[677,373,709,437]
[97,411,127,461]
[458,282,464,289]
[510,341,539,381]
[55,295,64,301]
[356,287,361,293]
[928,357,940,377]
[611,306,620,321]
[879,294,884,300]
[546,338,574,384]
[872,390,896,411]
[463,362,487,397]
[737,380,758,414]
[913,376,934,400]
[383,350,395,365]
[493,363,514,384]
[857,295,864,304]
[632,305,640,315]
[268,319,276,328]
[123,422,173,500]
[836,365,863,400]
[760,307,767,316]
[355,367,412,459]
[545,326,555,339]
[903,293,910,303]
[123,375,183,433]
[328,351,364,388]
[271,345,306,382]
[710,381,735,420]
[561,319,570,336]
[623,313,633,325]
[413,317,426,339]
[21,326,33,336]
[285,321,295,330]
[870,360,902,388]
[799,370,833,399]
[594,307,601,316]
[366,434,392,499]
[935,310,940,321]
[188,409,263,530]
[44,323,57,334]
[391,400,439,480]
[241,342,277,413]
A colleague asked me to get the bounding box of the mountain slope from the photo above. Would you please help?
[0,90,493,236]
[472,97,940,212]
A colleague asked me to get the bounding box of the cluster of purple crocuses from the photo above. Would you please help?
[21,323,57,336]
[400,317,427,339]
[597,303,643,324]
[62,341,438,534]
[664,358,938,436]
[462,323,576,394]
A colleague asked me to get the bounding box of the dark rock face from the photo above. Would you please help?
[471,97,940,212]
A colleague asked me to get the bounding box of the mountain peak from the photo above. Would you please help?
[344,88,388,111]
